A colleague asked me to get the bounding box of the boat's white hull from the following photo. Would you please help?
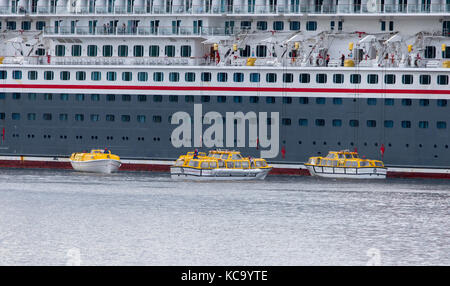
[170,167,271,180]
[306,165,387,179]
[70,159,121,174]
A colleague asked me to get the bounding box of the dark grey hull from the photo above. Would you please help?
[0,92,448,168]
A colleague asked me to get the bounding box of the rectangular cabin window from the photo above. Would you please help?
[217,72,228,82]
[299,97,309,104]
[249,96,259,104]
[385,99,394,106]
[76,71,86,81]
[333,98,343,105]
[90,114,100,122]
[367,74,378,84]
[256,45,267,57]
[153,72,164,82]
[283,97,292,104]
[12,93,21,100]
[332,119,342,127]
[0,71,7,80]
[306,21,317,31]
[402,99,412,106]
[257,21,267,30]
[168,72,179,82]
[273,21,284,31]
[283,73,293,83]
[185,95,194,103]
[180,46,191,57]
[44,71,54,80]
[424,46,436,58]
[91,94,100,101]
[234,96,242,103]
[87,45,97,57]
[106,72,116,81]
[201,96,210,103]
[350,74,361,84]
[27,113,36,121]
[91,72,101,81]
[315,119,325,126]
[169,95,178,102]
[437,75,449,85]
[349,120,359,127]
[250,73,260,83]
[289,21,300,31]
[367,120,377,127]
[138,95,147,102]
[217,96,227,103]
[71,45,82,57]
[418,121,429,129]
[299,73,310,84]
[437,99,447,107]
[165,45,175,57]
[133,45,144,57]
[12,113,20,120]
[384,120,394,128]
[153,116,162,123]
[36,21,46,31]
[402,74,413,85]
[266,73,277,83]
[43,113,52,121]
[234,73,244,83]
[201,72,211,82]
[401,121,411,128]
[149,45,159,57]
[316,73,327,84]
[384,74,396,84]
[419,99,429,106]
[106,114,115,121]
[299,119,308,126]
[153,95,162,102]
[55,45,65,56]
[122,95,131,101]
[367,98,377,105]
[60,71,70,81]
[185,72,196,82]
[333,74,344,84]
[121,115,131,122]
[12,70,22,80]
[419,75,431,85]
[138,72,148,82]
[28,93,37,100]
[266,97,275,104]
[103,45,113,57]
[316,98,326,105]
[118,45,128,57]
[437,121,447,129]
[122,72,132,82]
[59,114,68,121]
[75,94,84,101]
[137,115,146,123]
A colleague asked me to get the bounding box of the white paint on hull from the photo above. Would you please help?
[70,159,121,174]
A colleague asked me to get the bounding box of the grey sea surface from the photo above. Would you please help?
[0,168,448,266]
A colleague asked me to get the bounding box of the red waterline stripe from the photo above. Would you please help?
[1,84,450,95]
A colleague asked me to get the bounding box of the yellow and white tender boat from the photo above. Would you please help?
[170,150,272,180]
[69,149,121,174]
[304,150,387,179]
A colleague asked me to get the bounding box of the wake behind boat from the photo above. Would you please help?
[171,150,272,180]
[70,149,121,174]
[304,150,387,179]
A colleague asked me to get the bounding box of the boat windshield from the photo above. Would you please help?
[352,154,359,158]
[174,159,184,166]
[345,154,352,159]
[338,154,345,159]
[374,161,384,167]
[210,154,221,158]
[221,154,229,160]
[359,161,370,167]
[231,154,242,160]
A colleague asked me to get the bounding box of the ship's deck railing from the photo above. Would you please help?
[1,4,449,16]
[43,26,229,37]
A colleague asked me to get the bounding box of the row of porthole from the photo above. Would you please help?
[297,140,449,149]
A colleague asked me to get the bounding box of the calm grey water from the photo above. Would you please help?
[0,168,448,266]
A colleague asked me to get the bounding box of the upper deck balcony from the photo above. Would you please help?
[1,1,449,17]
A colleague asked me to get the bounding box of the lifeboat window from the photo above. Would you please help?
[175,160,184,166]
[221,154,229,160]
[374,162,383,167]
[352,154,359,159]
[188,160,199,168]
[231,154,242,160]
[359,161,370,167]
[345,154,352,159]
[226,161,233,168]
[242,161,249,169]
[210,162,218,169]
[338,154,344,159]
[201,162,210,169]
[234,161,242,168]
[218,160,225,168]
[345,161,357,167]
[327,160,333,167]
[332,160,338,167]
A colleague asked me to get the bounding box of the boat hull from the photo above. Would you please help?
[70,159,121,174]
[306,165,387,179]
[170,167,271,180]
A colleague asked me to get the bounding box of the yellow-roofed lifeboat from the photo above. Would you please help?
[171,149,272,180]
[304,150,386,179]
[69,149,121,174]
